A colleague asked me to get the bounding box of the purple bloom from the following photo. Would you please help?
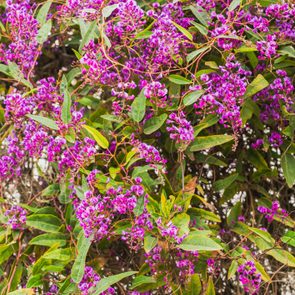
[5,205,27,230]
[238,261,261,294]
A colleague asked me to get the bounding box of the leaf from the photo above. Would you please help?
[0,64,10,76]
[187,46,210,63]
[92,271,137,294]
[37,19,52,44]
[143,114,167,135]
[29,233,67,247]
[27,274,43,288]
[61,89,72,124]
[172,21,193,41]
[189,208,221,222]
[168,74,191,85]
[281,153,295,188]
[144,235,157,253]
[0,244,14,264]
[172,213,190,236]
[82,124,109,149]
[190,135,233,152]
[27,114,58,130]
[184,274,202,295]
[102,4,118,18]
[131,90,146,122]
[8,289,34,295]
[228,0,241,11]
[244,74,269,98]
[79,20,97,52]
[249,227,275,244]
[228,260,238,279]
[205,277,215,295]
[227,202,241,226]
[191,21,208,35]
[281,231,295,247]
[278,46,295,59]
[178,231,222,251]
[189,5,209,27]
[71,231,92,283]
[36,1,52,25]
[43,248,72,261]
[194,114,219,136]
[130,276,156,290]
[183,90,204,106]
[26,214,61,233]
[213,173,239,191]
[266,249,295,267]
[8,62,33,88]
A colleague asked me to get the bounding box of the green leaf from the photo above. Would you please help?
[8,289,34,295]
[228,0,241,11]
[144,235,157,253]
[244,74,269,98]
[184,274,202,295]
[8,62,33,89]
[71,231,92,283]
[0,244,14,264]
[194,114,219,136]
[228,260,238,279]
[189,5,209,27]
[43,248,72,261]
[266,249,295,267]
[183,90,204,106]
[240,99,260,125]
[189,208,221,222]
[172,21,193,41]
[36,1,52,25]
[82,124,109,149]
[27,274,43,288]
[37,19,52,44]
[27,114,58,130]
[79,21,97,52]
[235,46,257,53]
[187,46,210,63]
[131,90,146,122]
[102,4,118,18]
[130,276,156,290]
[190,135,233,152]
[26,214,61,233]
[143,114,167,135]
[281,153,295,188]
[92,271,137,294]
[168,74,191,85]
[227,202,241,226]
[191,21,208,35]
[249,227,275,244]
[61,89,72,124]
[29,233,67,247]
[172,213,190,236]
[0,64,10,76]
[205,277,215,295]
[178,231,222,251]
[213,173,239,191]
[281,231,295,247]
[278,46,295,59]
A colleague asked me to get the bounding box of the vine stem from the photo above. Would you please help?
[180,151,185,198]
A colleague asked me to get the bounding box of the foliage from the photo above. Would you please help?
[0,0,294,294]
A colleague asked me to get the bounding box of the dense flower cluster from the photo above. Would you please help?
[257,201,288,223]
[4,205,27,230]
[238,261,262,295]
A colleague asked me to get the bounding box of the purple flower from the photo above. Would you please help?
[5,205,27,230]
[238,261,261,294]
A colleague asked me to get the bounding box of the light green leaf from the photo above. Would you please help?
[37,19,52,44]
[43,248,72,261]
[228,260,238,279]
[79,21,97,52]
[281,231,295,247]
[228,0,241,11]
[172,21,193,41]
[131,90,146,122]
[189,208,221,222]
[281,153,295,188]
[130,276,156,290]
[205,277,215,295]
[172,213,190,236]
[267,249,295,267]
[27,274,43,288]
[143,114,167,135]
[168,74,191,85]
[278,46,295,59]
[178,231,222,251]
[213,173,239,191]
[92,271,137,294]
[184,274,202,295]
[102,4,118,18]
[144,235,157,253]
[29,233,67,247]
[189,5,209,27]
[8,289,34,295]
[71,231,92,283]
[36,1,52,25]
[61,89,72,124]
[183,89,204,106]
[27,114,58,130]
[187,46,210,63]
[82,124,109,149]
[190,135,233,152]
[8,62,33,88]
[26,214,61,233]
[194,114,219,136]
[244,74,269,98]
[191,21,208,35]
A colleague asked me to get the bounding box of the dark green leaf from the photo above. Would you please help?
[281,153,295,188]
[143,114,167,135]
